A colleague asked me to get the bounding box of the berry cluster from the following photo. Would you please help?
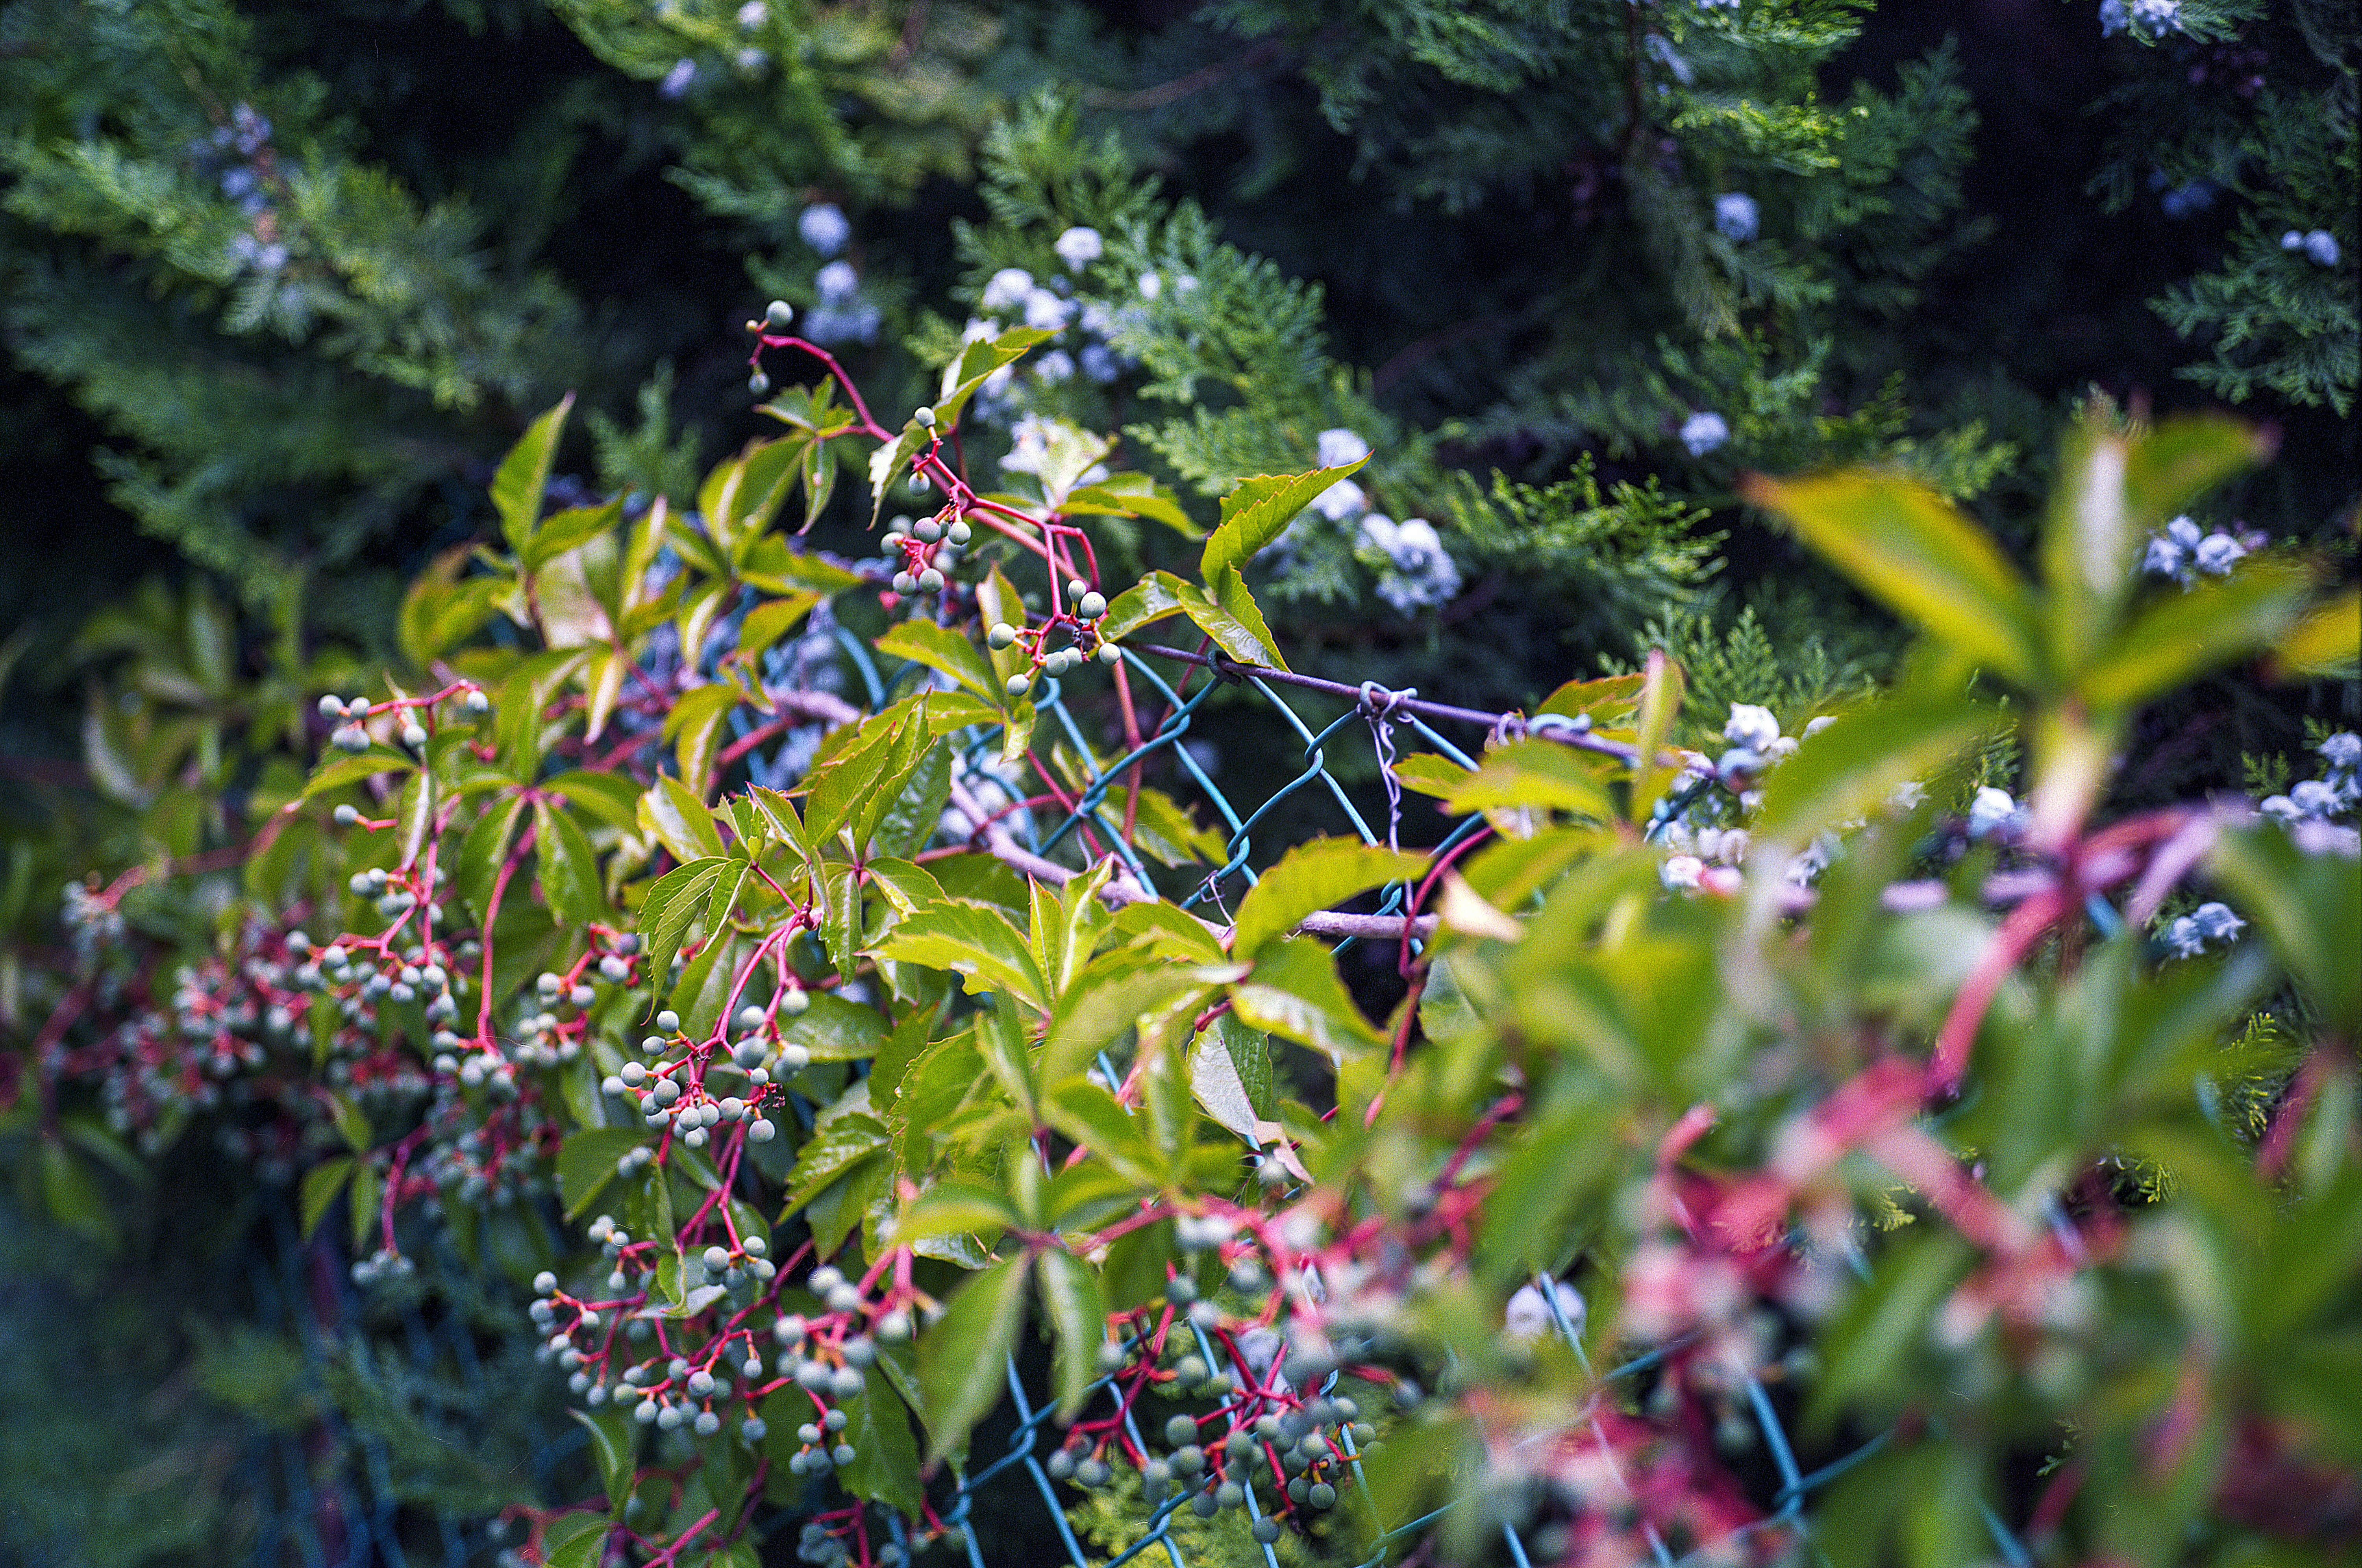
[602,1002,799,1150]
[877,511,972,604]
[988,577,1119,697]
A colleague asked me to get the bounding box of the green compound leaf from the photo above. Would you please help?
[1752,691,1998,847]
[2076,560,2312,711]
[1746,468,2042,689]
[492,394,574,555]
[915,1254,1032,1466]
[871,899,1049,1014]
[875,618,998,702]
[781,990,889,1062]
[1200,461,1363,581]
[636,856,731,990]
[1230,936,1386,1061]
[557,1127,647,1220]
[1227,838,1427,961]
[300,1155,354,1240]
[567,1407,636,1516]
[1177,568,1286,670]
[639,773,727,863]
[836,1367,925,1520]
[1443,738,1616,821]
[781,1110,891,1213]
[1037,1247,1109,1421]
[533,799,606,928]
[540,1518,609,1568]
[890,1180,1022,1248]
[1099,569,1192,642]
[297,750,415,802]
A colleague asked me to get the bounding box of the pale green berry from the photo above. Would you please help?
[1097,642,1121,666]
[749,371,771,396]
[913,519,941,543]
[765,300,794,330]
[1006,673,1032,697]
[892,571,916,594]
[656,1011,680,1033]
[913,406,936,428]
[987,622,1016,649]
[918,568,945,592]
[947,520,971,544]
[333,803,359,826]
[780,988,809,1014]
[1077,591,1106,619]
[317,694,344,720]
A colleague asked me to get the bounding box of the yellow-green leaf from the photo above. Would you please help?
[1228,839,1427,961]
[1746,469,2042,687]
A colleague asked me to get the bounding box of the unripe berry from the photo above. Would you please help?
[749,372,771,396]
[913,519,941,543]
[765,300,794,330]
[402,724,428,750]
[333,803,359,826]
[1077,591,1106,619]
[946,520,971,544]
[655,1011,680,1033]
[704,1246,731,1272]
[464,689,491,715]
[918,568,945,593]
[987,622,1017,649]
[1098,642,1121,666]
[317,694,345,720]
[750,1118,776,1142]
[1005,673,1032,697]
[781,987,809,1014]
[892,571,915,594]
[913,406,936,428]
